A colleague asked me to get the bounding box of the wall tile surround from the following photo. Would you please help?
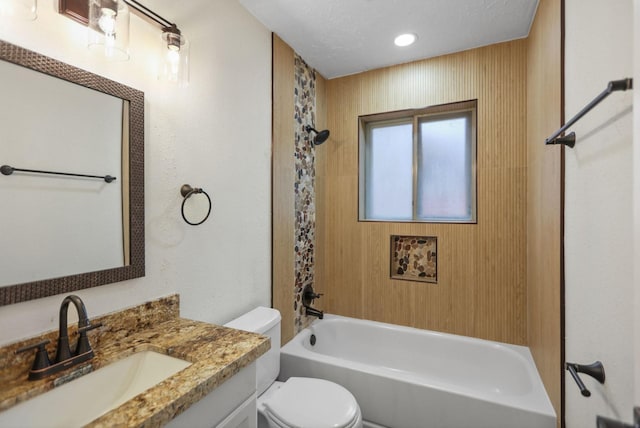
[293,54,317,332]
[274,17,561,421]
[526,0,562,420]
[272,37,327,343]
[319,40,528,344]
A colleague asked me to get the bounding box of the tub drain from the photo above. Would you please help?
[310,334,316,346]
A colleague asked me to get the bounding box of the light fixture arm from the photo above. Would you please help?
[122,0,179,34]
[122,0,185,53]
[59,0,189,85]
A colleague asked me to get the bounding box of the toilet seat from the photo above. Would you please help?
[261,377,361,428]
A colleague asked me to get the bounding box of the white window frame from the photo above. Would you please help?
[358,99,477,223]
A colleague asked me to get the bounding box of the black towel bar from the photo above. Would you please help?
[1,164,116,183]
[546,78,633,147]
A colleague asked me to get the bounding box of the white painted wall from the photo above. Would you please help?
[565,0,635,425]
[0,0,272,345]
[634,0,640,407]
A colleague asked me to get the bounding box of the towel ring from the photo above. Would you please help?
[180,184,212,226]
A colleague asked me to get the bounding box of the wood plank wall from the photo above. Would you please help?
[272,35,296,345]
[525,0,563,424]
[314,69,328,305]
[317,40,528,345]
[272,35,327,344]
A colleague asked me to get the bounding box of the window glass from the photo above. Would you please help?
[365,121,413,220]
[417,112,472,220]
[359,100,476,223]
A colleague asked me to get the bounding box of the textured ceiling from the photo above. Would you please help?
[238,0,539,79]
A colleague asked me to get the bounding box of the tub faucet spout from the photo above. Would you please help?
[305,306,324,319]
[302,284,324,319]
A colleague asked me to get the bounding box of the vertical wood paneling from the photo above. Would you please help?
[273,36,329,343]
[526,0,563,424]
[320,40,528,345]
[314,73,327,299]
[272,35,295,345]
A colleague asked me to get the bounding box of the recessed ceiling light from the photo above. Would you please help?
[394,33,417,47]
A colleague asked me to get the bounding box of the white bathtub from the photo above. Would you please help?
[279,315,556,428]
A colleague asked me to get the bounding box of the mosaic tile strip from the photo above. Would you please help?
[391,235,438,283]
[293,54,317,332]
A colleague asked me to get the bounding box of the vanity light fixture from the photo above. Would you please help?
[60,0,189,86]
[88,0,130,61]
[124,0,189,86]
[158,23,189,86]
[394,33,417,47]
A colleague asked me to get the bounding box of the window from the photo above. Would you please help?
[359,100,477,223]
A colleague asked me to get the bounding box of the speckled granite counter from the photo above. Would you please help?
[0,295,270,427]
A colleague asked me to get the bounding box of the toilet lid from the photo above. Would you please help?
[263,377,360,428]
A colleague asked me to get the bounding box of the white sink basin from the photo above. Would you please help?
[0,350,192,428]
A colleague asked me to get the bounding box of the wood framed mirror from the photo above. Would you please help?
[0,40,145,305]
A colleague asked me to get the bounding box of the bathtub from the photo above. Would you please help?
[279,315,556,428]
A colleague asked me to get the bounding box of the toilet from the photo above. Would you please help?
[225,307,363,428]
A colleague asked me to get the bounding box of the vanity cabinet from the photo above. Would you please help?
[0,299,269,427]
[166,362,257,428]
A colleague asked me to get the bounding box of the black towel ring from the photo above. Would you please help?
[180,184,212,226]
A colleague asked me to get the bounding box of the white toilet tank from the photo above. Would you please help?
[224,307,281,396]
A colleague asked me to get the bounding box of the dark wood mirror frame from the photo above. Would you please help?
[0,40,145,306]
[58,0,89,26]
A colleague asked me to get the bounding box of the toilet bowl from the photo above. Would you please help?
[225,307,363,428]
[258,378,362,428]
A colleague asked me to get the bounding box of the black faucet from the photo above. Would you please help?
[304,306,324,319]
[16,295,102,380]
[302,284,324,319]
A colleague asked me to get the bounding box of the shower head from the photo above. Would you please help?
[305,125,330,145]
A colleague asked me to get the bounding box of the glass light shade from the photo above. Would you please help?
[0,0,37,20]
[158,29,189,87]
[88,0,130,61]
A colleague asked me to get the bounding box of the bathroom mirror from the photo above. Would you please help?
[0,40,145,306]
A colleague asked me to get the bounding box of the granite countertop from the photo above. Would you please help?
[0,295,270,427]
